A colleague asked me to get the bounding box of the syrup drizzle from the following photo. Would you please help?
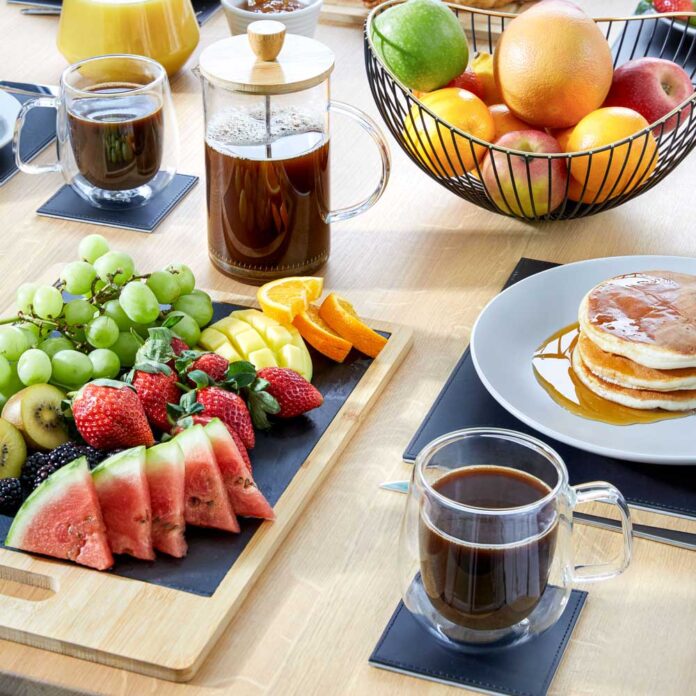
[532,323,691,426]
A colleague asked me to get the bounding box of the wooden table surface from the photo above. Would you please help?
[1,2,695,694]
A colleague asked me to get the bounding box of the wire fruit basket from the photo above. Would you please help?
[364,2,696,220]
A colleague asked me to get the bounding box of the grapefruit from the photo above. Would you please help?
[494,0,613,128]
[92,447,154,561]
[174,424,239,533]
[145,440,187,558]
[203,418,274,521]
[6,457,113,570]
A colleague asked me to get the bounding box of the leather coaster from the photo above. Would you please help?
[404,258,696,519]
[36,174,198,233]
[370,591,587,696]
[0,86,56,186]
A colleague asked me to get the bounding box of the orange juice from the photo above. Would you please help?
[57,0,200,77]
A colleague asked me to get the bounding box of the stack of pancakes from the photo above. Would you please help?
[572,271,696,411]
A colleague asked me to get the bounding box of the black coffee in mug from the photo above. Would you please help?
[419,465,557,631]
[67,82,164,191]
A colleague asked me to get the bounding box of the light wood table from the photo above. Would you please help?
[1,2,695,694]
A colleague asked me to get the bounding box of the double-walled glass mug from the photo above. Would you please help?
[198,21,390,283]
[399,428,632,650]
[14,55,179,209]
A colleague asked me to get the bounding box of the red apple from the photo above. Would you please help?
[445,69,485,101]
[482,130,568,217]
[604,57,694,134]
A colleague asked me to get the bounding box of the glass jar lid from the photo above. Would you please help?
[198,20,335,95]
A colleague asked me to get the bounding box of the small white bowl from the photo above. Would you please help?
[221,0,323,38]
[0,91,21,150]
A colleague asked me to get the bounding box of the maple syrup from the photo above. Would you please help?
[532,323,691,425]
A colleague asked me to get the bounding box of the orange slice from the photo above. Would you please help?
[318,293,387,359]
[257,276,323,324]
[293,305,352,363]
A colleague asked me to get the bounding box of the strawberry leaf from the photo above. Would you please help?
[246,389,280,430]
[133,360,173,376]
[187,370,214,389]
[176,389,205,416]
[162,314,184,330]
[223,361,257,390]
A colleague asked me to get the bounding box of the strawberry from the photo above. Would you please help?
[132,368,181,433]
[653,0,692,19]
[171,336,188,356]
[196,386,256,449]
[257,367,323,418]
[188,353,229,383]
[72,380,154,450]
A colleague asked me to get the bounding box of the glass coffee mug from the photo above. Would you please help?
[399,428,632,649]
[14,54,179,209]
[198,21,390,282]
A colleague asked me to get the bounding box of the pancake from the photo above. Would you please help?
[578,271,696,370]
[571,345,696,411]
[577,332,696,391]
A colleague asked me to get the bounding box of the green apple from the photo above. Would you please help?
[372,0,469,92]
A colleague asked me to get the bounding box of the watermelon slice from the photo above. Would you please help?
[174,424,239,533]
[92,447,154,561]
[145,440,187,558]
[5,457,113,571]
[203,418,274,521]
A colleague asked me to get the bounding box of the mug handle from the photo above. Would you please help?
[13,96,61,174]
[325,100,390,224]
[570,481,633,582]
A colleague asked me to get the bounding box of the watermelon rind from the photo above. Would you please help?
[7,457,90,546]
[92,445,146,481]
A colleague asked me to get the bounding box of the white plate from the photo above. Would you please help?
[0,91,21,150]
[470,256,696,465]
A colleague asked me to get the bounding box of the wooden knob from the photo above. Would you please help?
[247,20,286,62]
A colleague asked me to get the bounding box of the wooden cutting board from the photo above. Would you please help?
[0,276,412,681]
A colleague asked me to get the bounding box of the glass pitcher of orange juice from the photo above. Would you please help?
[57,0,200,77]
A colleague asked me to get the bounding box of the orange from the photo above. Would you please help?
[566,176,614,204]
[494,0,613,128]
[404,87,495,177]
[489,104,533,140]
[257,277,323,325]
[319,293,387,359]
[293,305,352,363]
[566,107,658,197]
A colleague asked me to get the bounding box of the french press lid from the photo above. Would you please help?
[198,20,335,96]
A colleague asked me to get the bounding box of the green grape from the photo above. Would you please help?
[64,299,96,326]
[168,311,201,348]
[0,326,29,361]
[79,234,110,264]
[146,270,180,304]
[16,283,38,314]
[17,323,40,347]
[61,261,96,295]
[1,363,25,400]
[94,251,134,286]
[88,348,121,379]
[33,286,64,320]
[167,264,195,295]
[110,332,140,367]
[119,281,160,324]
[17,348,52,386]
[102,299,132,331]
[132,322,156,339]
[86,316,119,349]
[173,290,213,328]
[0,355,11,390]
[39,336,74,358]
[51,350,93,388]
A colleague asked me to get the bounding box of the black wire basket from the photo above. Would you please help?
[364,2,696,220]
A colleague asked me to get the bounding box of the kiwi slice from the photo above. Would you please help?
[1,384,69,451]
[0,419,27,479]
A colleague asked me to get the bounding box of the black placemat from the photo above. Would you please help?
[36,174,198,232]
[404,258,696,520]
[0,300,386,596]
[7,0,221,25]
[370,590,587,696]
[0,86,56,187]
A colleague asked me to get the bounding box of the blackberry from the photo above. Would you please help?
[45,442,91,470]
[20,452,47,494]
[33,464,57,489]
[81,445,109,470]
[0,478,24,516]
